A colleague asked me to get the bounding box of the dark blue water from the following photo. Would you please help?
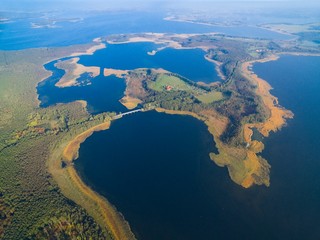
[79,42,219,83]
[74,55,320,240]
[37,59,127,114]
[75,111,251,240]
[0,11,292,50]
[253,55,320,239]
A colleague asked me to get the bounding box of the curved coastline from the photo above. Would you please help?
[238,55,295,187]
[48,120,136,240]
[36,38,106,106]
[54,57,100,88]
[155,107,269,188]
[237,53,320,187]
[241,55,294,140]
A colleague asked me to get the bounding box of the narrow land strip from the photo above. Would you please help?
[51,120,136,240]
[53,110,144,240]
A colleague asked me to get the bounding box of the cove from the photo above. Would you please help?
[37,59,127,114]
[78,42,220,83]
[74,111,269,240]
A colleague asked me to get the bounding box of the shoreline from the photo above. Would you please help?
[164,16,295,39]
[55,57,100,88]
[36,38,107,105]
[238,54,295,187]
[163,16,235,28]
[154,107,266,188]
[120,96,142,110]
[153,53,298,188]
[241,54,294,140]
[48,120,136,240]
[106,32,216,52]
[104,68,128,78]
[240,51,320,141]
[71,37,106,57]
[106,33,223,87]
[204,55,226,81]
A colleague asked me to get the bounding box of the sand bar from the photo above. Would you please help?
[55,57,100,87]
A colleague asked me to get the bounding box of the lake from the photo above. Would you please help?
[74,55,320,239]
[37,59,127,114]
[78,42,220,83]
[37,41,221,112]
[0,11,292,50]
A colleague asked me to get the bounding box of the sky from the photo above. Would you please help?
[1,0,320,12]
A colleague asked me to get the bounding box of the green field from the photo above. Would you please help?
[148,73,195,92]
[196,91,224,103]
[147,73,224,104]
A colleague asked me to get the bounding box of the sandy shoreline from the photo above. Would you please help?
[106,32,217,52]
[204,56,226,81]
[55,57,100,87]
[71,37,106,57]
[241,55,293,139]
[106,33,183,50]
[240,52,320,140]
[164,16,222,27]
[238,54,295,187]
[36,38,108,104]
[50,121,136,240]
[104,68,128,78]
[165,16,297,40]
[106,33,223,86]
[155,107,266,188]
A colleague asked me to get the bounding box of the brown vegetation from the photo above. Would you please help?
[71,37,106,56]
[58,120,136,240]
[155,107,269,188]
[120,96,142,110]
[104,68,128,78]
[63,121,111,162]
[241,56,293,138]
[55,57,100,87]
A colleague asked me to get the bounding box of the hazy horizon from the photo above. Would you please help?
[2,0,320,12]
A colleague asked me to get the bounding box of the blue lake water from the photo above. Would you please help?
[74,55,320,240]
[37,59,127,114]
[253,55,320,239]
[0,11,292,50]
[79,42,219,83]
[37,41,221,112]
